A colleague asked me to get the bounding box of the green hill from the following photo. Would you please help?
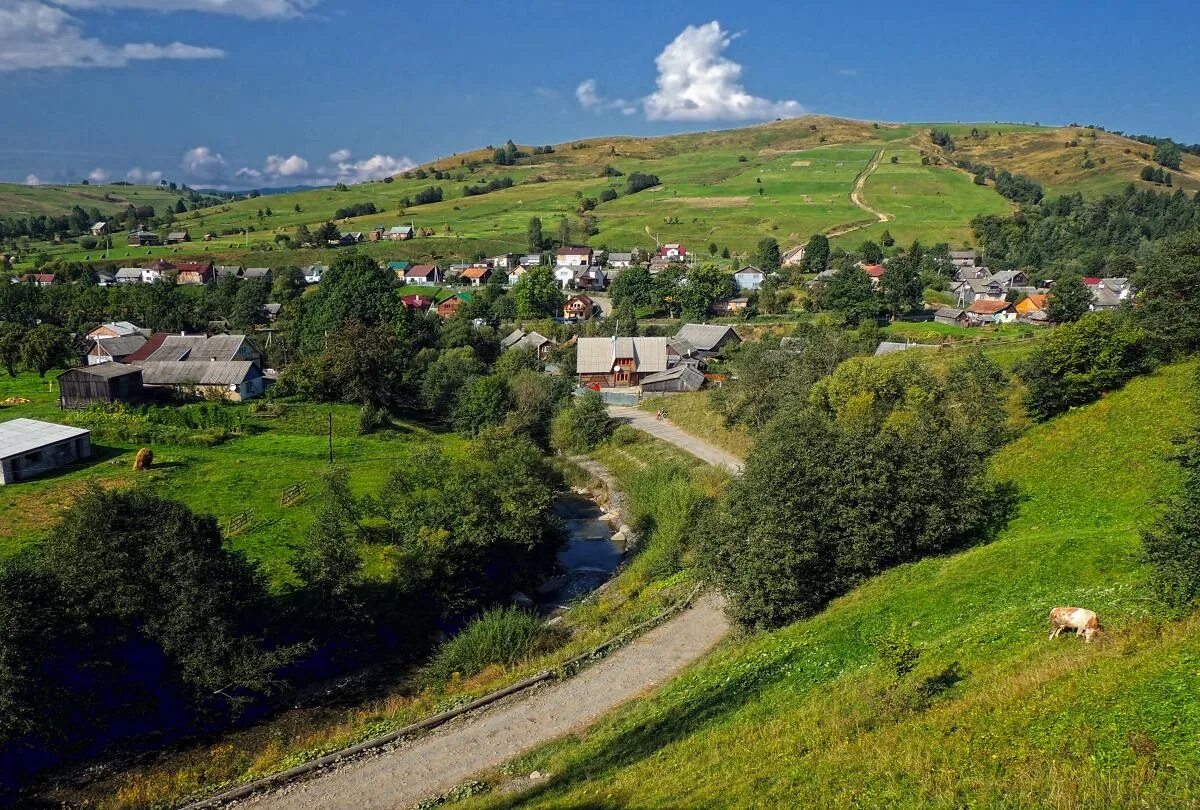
[0,182,202,220]
[467,360,1200,808]
[9,116,1196,273]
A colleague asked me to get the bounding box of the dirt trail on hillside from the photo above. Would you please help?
[825,148,893,239]
[240,594,728,810]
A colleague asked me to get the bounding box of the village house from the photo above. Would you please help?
[437,291,472,319]
[606,251,634,269]
[640,364,706,394]
[175,261,214,285]
[934,307,971,327]
[553,264,581,289]
[710,297,750,316]
[949,249,978,268]
[135,361,265,401]
[94,270,116,287]
[563,293,596,321]
[17,273,55,287]
[952,277,1006,307]
[574,266,608,291]
[967,298,1018,324]
[87,321,142,341]
[491,253,520,270]
[243,267,272,282]
[386,260,411,277]
[990,270,1029,290]
[404,264,442,285]
[520,253,544,267]
[127,333,261,365]
[1016,293,1049,319]
[506,266,527,286]
[386,225,415,241]
[368,226,385,242]
[500,329,556,360]
[87,334,148,365]
[953,265,992,282]
[166,229,190,244]
[658,243,687,261]
[0,419,92,485]
[115,268,144,284]
[733,265,765,291]
[127,229,160,247]
[863,264,886,289]
[1087,277,1133,311]
[303,264,327,284]
[400,294,435,312]
[214,265,242,280]
[555,246,593,267]
[90,221,109,236]
[462,266,493,287]
[670,324,742,361]
[58,364,144,409]
[576,336,670,389]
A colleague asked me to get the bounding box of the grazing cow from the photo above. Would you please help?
[1049,606,1101,642]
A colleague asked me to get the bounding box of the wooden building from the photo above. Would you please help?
[58,364,144,409]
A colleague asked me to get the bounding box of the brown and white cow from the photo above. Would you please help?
[1049,607,1101,642]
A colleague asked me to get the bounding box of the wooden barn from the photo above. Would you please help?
[57,364,144,410]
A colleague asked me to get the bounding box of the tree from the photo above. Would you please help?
[230,278,269,331]
[556,215,572,248]
[20,323,75,377]
[293,467,362,604]
[272,266,306,302]
[0,322,22,377]
[1154,141,1183,170]
[1142,413,1200,610]
[680,264,736,321]
[527,217,544,252]
[294,223,313,247]
[880,229,895,247]
[858,240,883,264]
[421,346,485,413]
[625,172,660,194]
[697,355,1011,628]
[611,297,639,336]
[552,391,611,452]
[609,266,654,309]
[301,252,399,351]
[880,256,923,317]
[708,242,719,256]
[1134,230,1200,356]
[510,266,564,318]
[753,237,782,274]
[453,375,510,435]
[822,267,878,325]
[1045,273,1094,323]
[801,234,830,274]
[315,221,340,245]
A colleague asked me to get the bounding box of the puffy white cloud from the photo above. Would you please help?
[52,0,317,19]
[575,78,637,116]
[125,166,163,184]
[24,174,41,186]
[264,153,309,178]
[642,21,803,121]
[328,148,352,163]
[329,153,415,184]
[180,145,227,183]
[87,167,111,183]
[0,1,223,71]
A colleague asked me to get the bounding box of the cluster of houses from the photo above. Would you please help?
[934,250,1133,326]
[59,321,269,409]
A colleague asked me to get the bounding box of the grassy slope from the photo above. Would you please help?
[0,183,198,220]
[0,373,460,587]
[467,360,1200,809]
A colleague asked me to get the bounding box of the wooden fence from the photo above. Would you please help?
[280,483,307,508]
[225,510,254,537]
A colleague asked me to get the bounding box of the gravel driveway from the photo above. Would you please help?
[606,406,744,474]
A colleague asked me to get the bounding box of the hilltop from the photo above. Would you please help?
[5,115,1199,272]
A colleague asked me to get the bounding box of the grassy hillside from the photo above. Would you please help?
[0,373,461,587]
[0,182,200,220]
[464,360,1200,808]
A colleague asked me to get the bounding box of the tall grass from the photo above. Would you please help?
[427,607,554,681]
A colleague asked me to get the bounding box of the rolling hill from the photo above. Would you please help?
[0,182,206,220]
[464,360,1200,809]
[4,116,1199,272]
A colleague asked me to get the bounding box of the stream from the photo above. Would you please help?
[533,492,627,611]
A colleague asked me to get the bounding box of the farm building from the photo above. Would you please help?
[176,261,213,285]
[135,360,265,401]
[967,299,1018,324]
[243,267,272,281]
[577,336,669,389]
[90,222,108,236]
[0,418,91,485]
[401,294,434,312]
[710,297,749,316]
[166,230,191,244]
[130,333,261,364]
[500,329,555,360]
[639,365,706,394]
[386,226,414,241]
[127,230,160,246]
[671,324,741,359]
[934,307,971,327]
[18,273,55,287]
[58,364,143,409]
[115,267,144,284]
[874,341,939,357]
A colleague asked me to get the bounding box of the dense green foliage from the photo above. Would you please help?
[700,354,1012,628]
[427,607,554,681]
[1143,392,1200,611]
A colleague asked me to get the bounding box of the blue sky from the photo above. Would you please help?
[1,0,1198,188]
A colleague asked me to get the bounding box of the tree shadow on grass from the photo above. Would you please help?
[486,641,801,808]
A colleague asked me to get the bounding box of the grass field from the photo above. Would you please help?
[0,182,204,220]
[0,373,461,587]
[455,360,1200,809]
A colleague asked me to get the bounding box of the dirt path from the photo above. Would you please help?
[825,148,893,239]
[606,406,744,474]
[241,594,728,810]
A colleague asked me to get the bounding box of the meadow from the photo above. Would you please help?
[463,359,1200,809]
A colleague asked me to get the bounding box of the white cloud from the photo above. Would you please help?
[328,148,352,163]
[330,153,414,184]
[125,166,163,184]
[642,21,803,121]
[0,1,223,71]
[24,174,41,186]
[52,0,317,19]
[180,145,227,183]
[265,154,309,177]
[575,78,637,116]
[87,167,110,183]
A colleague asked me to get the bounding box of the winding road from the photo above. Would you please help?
[224,410,740,809]
[825,147,894,239]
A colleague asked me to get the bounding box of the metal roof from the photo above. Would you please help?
[0,419,90,461]
[673,324,740,352]
[91,321,140,337]
[576,337,668,374]
[134,360,259,386]
[144,334,251,362]
[90,335,147,357]
[60,362,142,379]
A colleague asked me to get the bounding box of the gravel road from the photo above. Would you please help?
[606,406,745,474]
[240,594,728,809]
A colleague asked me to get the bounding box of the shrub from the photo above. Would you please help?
[611,424,639,446]
[427,606,552,680]
[551,392,612,453]
[1143,408,1200,611]
[626,172,661,195]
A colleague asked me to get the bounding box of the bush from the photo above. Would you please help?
[551,392,612,453]
[626,172,661,195]
[427,606,552,680]
[1143,408,1200,611]
[611,424,639,445]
